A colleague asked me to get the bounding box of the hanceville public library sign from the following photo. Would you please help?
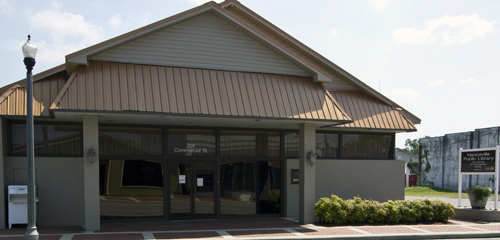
[458,146,500,209]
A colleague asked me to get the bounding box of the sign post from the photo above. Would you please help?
[458,146,499,209]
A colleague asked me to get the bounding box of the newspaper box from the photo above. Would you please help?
[8,185,38,229]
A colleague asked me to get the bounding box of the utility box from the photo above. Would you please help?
[8,185,37,229]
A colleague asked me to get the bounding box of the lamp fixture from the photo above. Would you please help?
[87,148,97,163]
[306,151,317,167]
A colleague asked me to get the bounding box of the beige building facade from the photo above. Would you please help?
[0,0,419,230]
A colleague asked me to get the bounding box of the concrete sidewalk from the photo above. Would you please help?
[2,217,500,240]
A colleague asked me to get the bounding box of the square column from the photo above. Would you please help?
[83,115,100,231]
[0,118,5,229]
[299,123,315,224]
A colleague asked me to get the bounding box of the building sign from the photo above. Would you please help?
[461,149,496,173]
[457,146,499,210]
[173,143,208,154]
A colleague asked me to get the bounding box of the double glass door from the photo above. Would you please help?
[169,161,215,219]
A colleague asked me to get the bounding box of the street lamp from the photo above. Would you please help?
[22,35,39,240]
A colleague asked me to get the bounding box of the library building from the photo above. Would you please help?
[0,0,419,231]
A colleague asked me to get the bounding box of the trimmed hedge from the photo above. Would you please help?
[315,195,455,224]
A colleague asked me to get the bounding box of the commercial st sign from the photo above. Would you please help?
[461,150,496,173]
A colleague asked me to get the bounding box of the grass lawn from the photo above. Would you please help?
[405,186,469,198]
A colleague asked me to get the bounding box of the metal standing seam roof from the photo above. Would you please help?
[0,71,67,117]
[329,90,416,131]
[50,61,352,123]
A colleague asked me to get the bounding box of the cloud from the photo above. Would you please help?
[393,14,498,45]
[329,29,338,38]
[0,0,13,14]
[429,79,446,87]
[110,14,122,28]
[459,77,476,84]
[372,0,390,10]
[27,9,105,63]
[389,88,421,99]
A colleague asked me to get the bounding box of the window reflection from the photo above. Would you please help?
[100,159,164,219]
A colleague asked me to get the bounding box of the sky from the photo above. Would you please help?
[1,0,499,148]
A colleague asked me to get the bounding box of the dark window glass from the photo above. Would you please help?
[342,134,393,159]
[167,129,216,157]
[284,132,299,158]
[122,160,163,187]
[10,123,83,156]
[99,126,163,156]
[100,159,164,219]
[315,133,339,158]
[219,160,281,215]
[220,130,280,157]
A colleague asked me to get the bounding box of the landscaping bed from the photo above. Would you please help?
[315,195,455,225]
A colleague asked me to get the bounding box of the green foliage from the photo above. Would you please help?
[467,185,492,202]
[268,190,280,213]
[407,162,419,175]
[404,138,419,155]
[315,195,455,224]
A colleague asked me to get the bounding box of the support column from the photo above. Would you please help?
[299,123,315,224]
[83,115,100,231]
[0,118,5,229]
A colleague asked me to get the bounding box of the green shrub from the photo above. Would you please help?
[315,195,454,224]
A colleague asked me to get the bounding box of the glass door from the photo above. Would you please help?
[169,161,215,220]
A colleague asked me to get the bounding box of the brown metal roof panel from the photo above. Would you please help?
[110,62,122,111]
[50,61,351,122]
[125,64,137,111]
[230,72,245,116]
[200,69,215,115]
[157,66,170,113]
[329,91,416,131]
[222,71,237,115]
[276,75,293,118]
[235,72,250,115]
[187,68,201,114]
[165,67,178,113]
[243,72,259,116]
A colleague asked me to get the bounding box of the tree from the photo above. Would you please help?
[404,138,419,155]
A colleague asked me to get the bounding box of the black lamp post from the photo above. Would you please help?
[22,35,38,240]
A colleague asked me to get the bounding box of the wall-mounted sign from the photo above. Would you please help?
[173,143,208,154]
[461,149,496,173]
[291,169,299,184]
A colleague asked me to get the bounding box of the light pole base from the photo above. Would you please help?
[25,227,39,240]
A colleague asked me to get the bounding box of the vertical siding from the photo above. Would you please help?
[89,12,310,78]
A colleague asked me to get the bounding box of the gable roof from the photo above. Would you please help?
[62,0,419,126]
[1,0,419,132]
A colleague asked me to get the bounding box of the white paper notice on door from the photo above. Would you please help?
[197,178,203,187]
[179,175,186,184]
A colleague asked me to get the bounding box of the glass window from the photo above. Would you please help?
[315,133,339,158]
[284,132,299,158]
[342,134,393,159]
[219,160,281,215]
[220,130,280,157]
[99,126,163,156]
[10,123,83,156]
[167,129,216,157]
[100,159,164,219]
[122,160,163,187]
